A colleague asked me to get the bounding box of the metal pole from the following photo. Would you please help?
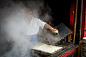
[73,0,78,44]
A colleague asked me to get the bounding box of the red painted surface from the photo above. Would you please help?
[59,46,78,57]
[81,0,85,39]
[69,2,75,42]
[84,6,86,37]
[70,2,75,33]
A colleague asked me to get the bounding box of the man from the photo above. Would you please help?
[25,11,58,45]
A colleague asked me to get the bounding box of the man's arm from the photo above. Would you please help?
[44,23,58,32]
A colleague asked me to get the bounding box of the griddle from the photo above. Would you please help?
[32,43,63,54]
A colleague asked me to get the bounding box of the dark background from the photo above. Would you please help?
[44,0,75,26]
[12,0,76,26]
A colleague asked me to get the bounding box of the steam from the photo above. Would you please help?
[0,0,52,57]
[0,1,32,57]
[24,0,52,22]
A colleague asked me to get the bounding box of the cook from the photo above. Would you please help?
[25,10,58,45]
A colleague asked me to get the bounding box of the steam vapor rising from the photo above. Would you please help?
[0,0,52,57]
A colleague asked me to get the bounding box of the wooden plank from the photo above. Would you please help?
[77,40,83,57]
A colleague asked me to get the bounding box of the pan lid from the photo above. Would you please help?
[46,23,72,44]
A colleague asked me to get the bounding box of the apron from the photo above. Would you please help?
[30,34,38,45]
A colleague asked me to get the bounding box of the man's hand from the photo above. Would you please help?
[44,23,58,33]
[51,28,58,33]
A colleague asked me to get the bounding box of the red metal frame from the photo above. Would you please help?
[81,0,85,39]
[69,2,75,33]
[69,2,75,42]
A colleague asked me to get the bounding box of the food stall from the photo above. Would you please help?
[31,0,86,57]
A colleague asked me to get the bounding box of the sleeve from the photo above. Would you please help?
[36,18,46,29]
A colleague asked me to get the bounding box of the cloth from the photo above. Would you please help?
[26,17,46,35]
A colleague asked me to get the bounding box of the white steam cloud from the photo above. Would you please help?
[0,0,52,57]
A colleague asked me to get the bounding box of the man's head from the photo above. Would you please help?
[28,11,33,17]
